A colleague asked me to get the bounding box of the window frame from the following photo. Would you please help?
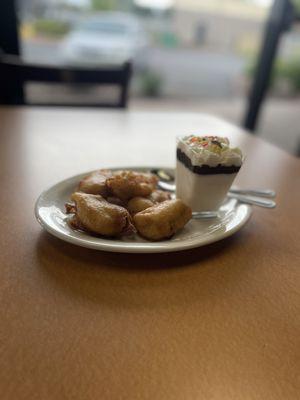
[0,1,20,55]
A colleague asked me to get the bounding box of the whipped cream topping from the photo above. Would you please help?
[177,135,243,167]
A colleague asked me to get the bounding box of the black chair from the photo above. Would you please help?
[0,53,132,108]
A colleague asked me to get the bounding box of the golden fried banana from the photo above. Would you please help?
[78,169,112,197]
[106,170,158,201]
[133,199,192,241]
[71,192,135,237]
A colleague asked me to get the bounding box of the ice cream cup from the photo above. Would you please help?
[176,135,243,214]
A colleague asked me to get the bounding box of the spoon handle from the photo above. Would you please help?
[192,211,218,219]
[192,195,276,218]
[227,193,276,208]
[157,181,175,192]
[230,188,276,198]
[157,181,277,200]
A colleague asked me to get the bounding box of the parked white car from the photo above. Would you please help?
[61,13,149,67]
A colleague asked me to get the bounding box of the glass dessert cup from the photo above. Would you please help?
[175,136,243,217]
[176,161,240,217]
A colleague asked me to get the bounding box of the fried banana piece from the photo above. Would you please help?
[106,197,126,207]
[127,197,154,215]
[148,190,171,203]
[133,199,192,241]
[78,169,112,197]
[106,170,158,201]
[71,192,135,237]
[65,202,76,214]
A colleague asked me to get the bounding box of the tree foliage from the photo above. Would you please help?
[91,0,117,11]
[292,0,300,11]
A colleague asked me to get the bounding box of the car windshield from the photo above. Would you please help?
[78,21,132,36]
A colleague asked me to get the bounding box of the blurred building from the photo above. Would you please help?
[173,9,264,51]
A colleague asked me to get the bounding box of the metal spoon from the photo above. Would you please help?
[151,168,276,198]
[157,181,276,209]
[227,193,276,208]
[157,181,276,199]
[151,168,174,182]
[229,187,276,198]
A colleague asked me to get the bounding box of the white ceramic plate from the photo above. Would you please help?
[35,167,252,253]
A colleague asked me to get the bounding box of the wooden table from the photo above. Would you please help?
[0,107,299,400]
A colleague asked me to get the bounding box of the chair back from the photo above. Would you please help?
[0,53,132,108]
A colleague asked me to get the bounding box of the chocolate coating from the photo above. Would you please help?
[177,148,241,175]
